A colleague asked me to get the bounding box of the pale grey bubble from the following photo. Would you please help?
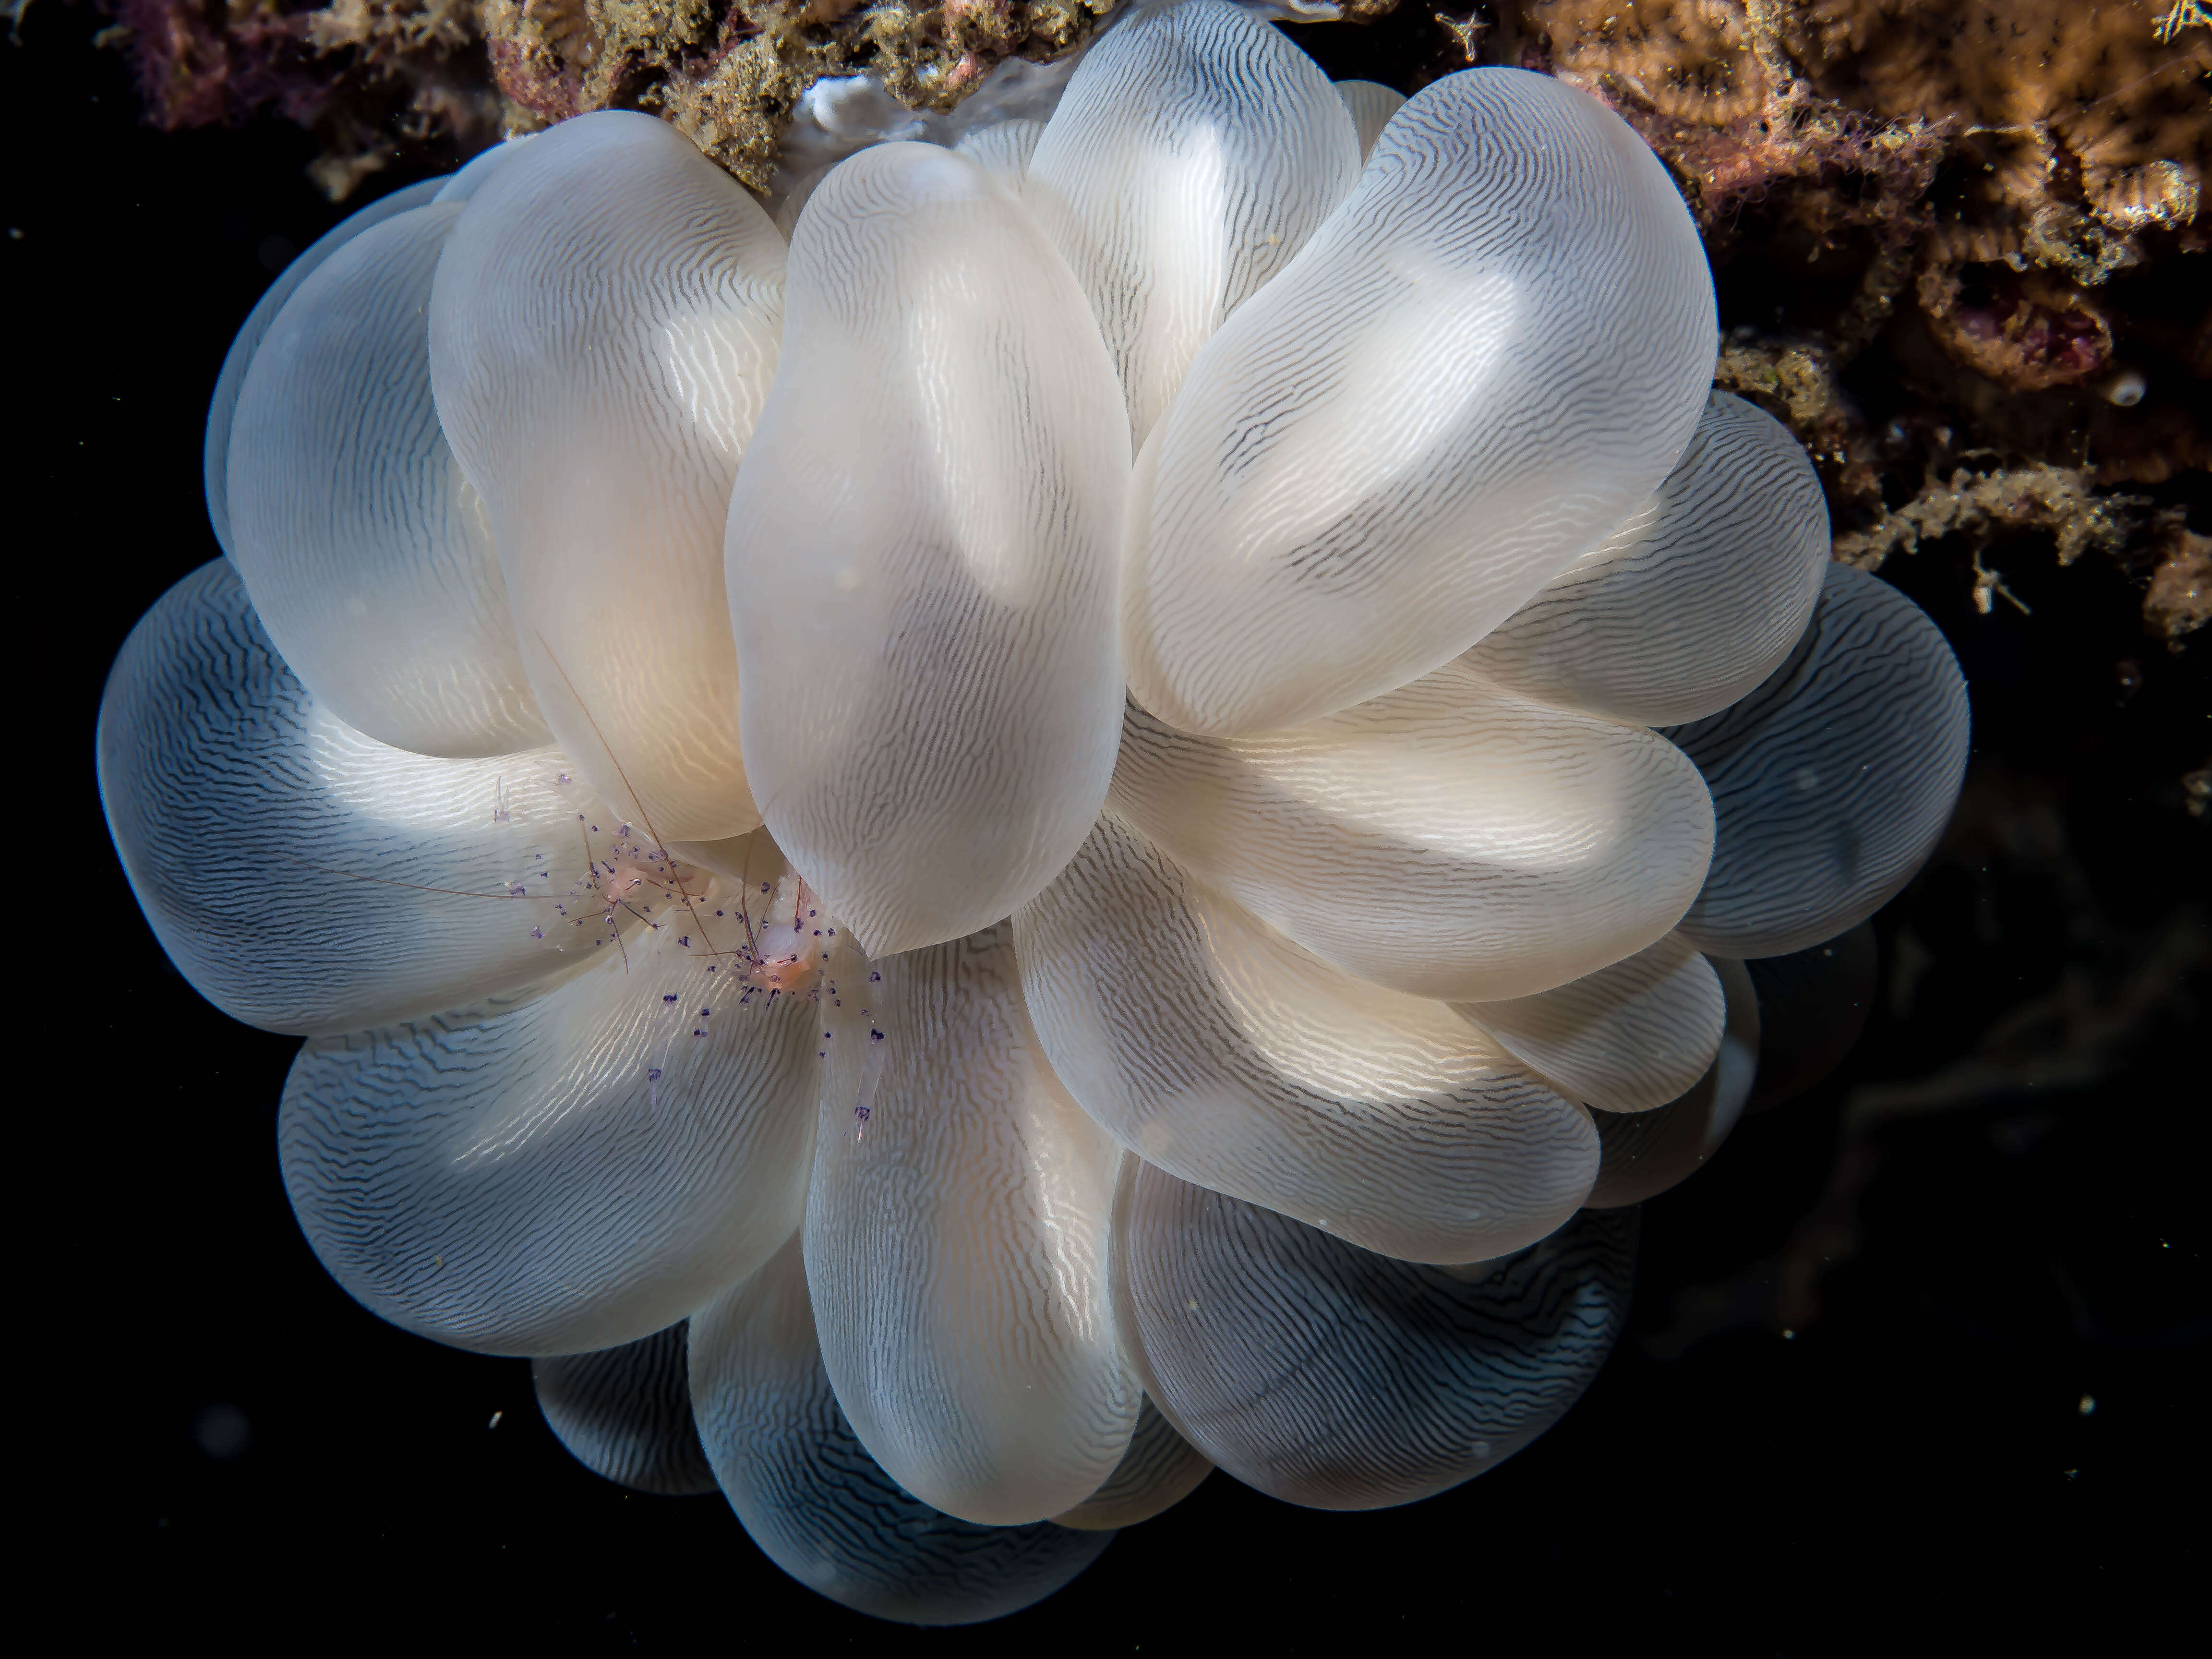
[192,1403,252,1460]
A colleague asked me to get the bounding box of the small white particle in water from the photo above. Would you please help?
[1793,767,1819,793]
[1782,1328,1797,1340]
[2078,1395,2096,1415]
[489,1410,504,1430]
[1185,1298,1200,1313]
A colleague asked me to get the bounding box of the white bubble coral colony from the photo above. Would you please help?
[97,0,1969,1626]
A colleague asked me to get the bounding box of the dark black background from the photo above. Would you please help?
[14,6,2206,1647]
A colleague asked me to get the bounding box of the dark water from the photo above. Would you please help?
[16,8,2204,1646]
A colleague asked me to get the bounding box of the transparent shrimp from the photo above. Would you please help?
[512,639,875,1109]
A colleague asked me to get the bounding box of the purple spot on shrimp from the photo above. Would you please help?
[663,994,678,1003]
[854,1105,870,1122]
[648,1067,662,1082]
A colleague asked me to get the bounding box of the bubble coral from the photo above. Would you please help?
[96,0,1969,1624]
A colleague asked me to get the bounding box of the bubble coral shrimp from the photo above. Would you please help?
[96,0,1967,1626]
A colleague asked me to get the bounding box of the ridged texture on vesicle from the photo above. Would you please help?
[1016,813,1597,1263]
[1586,955,1760,1208]
[951,117,1046,193]
[1051,1395,1213,1530]
[95,560,636,1035]
[228,201,547,758]
[430,110,785,842]
[1026,0,1360,447]
[805,922,1138,1524]
[432,135,532,203]
[1744,921,1878,1112]
[1110,663,1716,1002]
[1123,67,1715,735]
[205,176,446,561]
[1335,79,1406,161]
[279,896,819,1355]
[728,143,1129,957]
[533,1322,718,1495]
[1665,564,1970,957]
[1117,1165,1637,1510]
[690,1233,1115,1626]
[1455,932,1725,1114]
[1464,391,1830,725]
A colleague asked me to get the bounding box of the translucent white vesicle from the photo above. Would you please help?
[952,117,1047,194]
[430,110,785,842]
[228,201,547,758]
[690,1234,1115,1625]
[1124,67,1716,735]
[1109,662,1716,1003]
[772,51,1081,225]
[1464,391,1831,726]
[1665,564,1971,958]
[1051,1396,1213,1531]
[532,1322,718,1496]
[1455,932,1725,1114]
[728,143,1128,957]
[1335,79,1406,161]
[96,561,648,1036]
[280,885,821,1356]
[1117,1164,1638,1510]
[1585,955,1760,1208]
[1027,0,1361,447]
[433,135,535,203]
[805,923,1139,1525]
[1015,813,1598,1265]
[205,176,447,561]
[663,825,784,889]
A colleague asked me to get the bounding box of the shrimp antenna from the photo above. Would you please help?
[578,817,633,973]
